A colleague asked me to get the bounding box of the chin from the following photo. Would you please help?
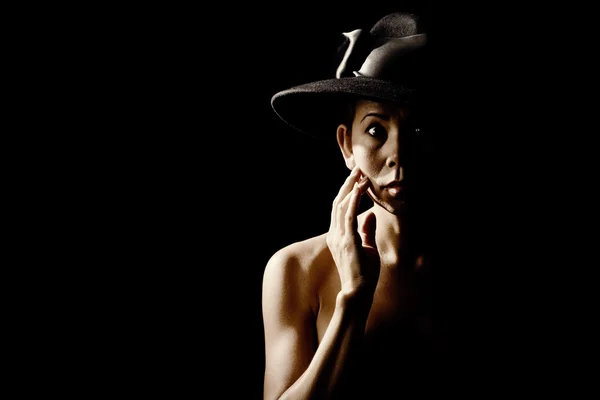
[367,188,407,215]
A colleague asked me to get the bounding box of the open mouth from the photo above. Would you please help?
[383,183,403,198]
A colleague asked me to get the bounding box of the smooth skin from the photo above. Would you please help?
[262,99,445,400]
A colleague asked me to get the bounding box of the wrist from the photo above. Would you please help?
[336,284,375,311]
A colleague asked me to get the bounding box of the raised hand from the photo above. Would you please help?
[326,166,380,299]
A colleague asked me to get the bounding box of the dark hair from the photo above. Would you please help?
[339,97,357,133]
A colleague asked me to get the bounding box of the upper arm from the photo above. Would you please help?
[262,248,318,400]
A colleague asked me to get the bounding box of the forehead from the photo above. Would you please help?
[354,99,414,121]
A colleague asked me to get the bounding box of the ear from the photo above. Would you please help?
[336,124,355,170]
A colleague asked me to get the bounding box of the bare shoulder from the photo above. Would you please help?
[264,207,375,280]
[270,232,329,265]
[262,233,332,313]
[263,232,331,283]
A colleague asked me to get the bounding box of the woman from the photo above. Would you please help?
[262,12,448,399]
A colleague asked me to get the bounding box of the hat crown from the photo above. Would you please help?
[271,12,429,137]
[335,12,427,82]
[370,12,421,39]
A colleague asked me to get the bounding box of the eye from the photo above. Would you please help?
[366,123,387,139]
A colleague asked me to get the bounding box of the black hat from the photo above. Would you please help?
[271,12,430,137]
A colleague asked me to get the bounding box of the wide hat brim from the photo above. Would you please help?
[271,76,422,139]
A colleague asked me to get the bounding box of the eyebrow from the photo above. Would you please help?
[360,112,390,123]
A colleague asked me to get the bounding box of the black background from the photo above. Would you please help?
[67,1,590,397]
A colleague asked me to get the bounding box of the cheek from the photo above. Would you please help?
[352,147,384,177]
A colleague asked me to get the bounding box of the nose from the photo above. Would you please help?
[385,136,404,166]
[385,138,404,180]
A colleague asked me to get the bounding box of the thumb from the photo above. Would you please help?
[358,212,377,250]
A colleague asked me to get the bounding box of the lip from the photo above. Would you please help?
[382,181,404,197]
[382,181,403,188]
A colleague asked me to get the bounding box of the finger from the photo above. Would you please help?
[344,183,362,235]
[336,182,357,234]
[357,174,370,193]
[358,211,378,250]
[337,175,370,231]
[332,166,361,208]
[330,166,361,231]
[337,176,368,231]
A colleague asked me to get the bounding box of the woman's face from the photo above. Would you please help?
[340,99,420,215]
